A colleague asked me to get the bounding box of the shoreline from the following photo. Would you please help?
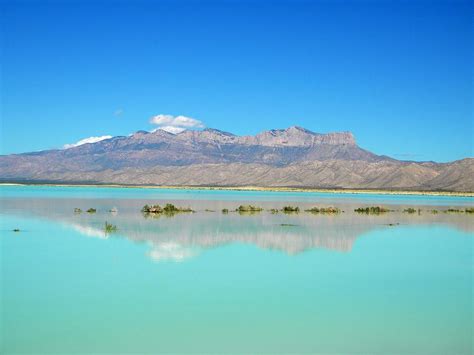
[1,182,473,197]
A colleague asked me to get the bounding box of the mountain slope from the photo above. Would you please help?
[0,126,472,192]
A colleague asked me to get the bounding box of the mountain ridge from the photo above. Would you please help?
[1,126,472,192]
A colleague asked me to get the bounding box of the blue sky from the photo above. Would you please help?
[1,0,472,162]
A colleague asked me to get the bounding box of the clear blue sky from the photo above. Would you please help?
[1,0,472,162]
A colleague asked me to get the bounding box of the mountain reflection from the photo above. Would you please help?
[1,197,472,262]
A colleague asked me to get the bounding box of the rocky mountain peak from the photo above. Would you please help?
[247,126,355,147]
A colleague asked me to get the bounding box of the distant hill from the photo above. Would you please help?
[0,126,473,192]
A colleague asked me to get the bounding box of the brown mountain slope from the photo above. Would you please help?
[0,127,472,192]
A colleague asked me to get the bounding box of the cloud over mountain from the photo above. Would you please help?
[63,135,112,149]
[150,114,205,134]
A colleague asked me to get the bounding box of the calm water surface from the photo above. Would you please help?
[1,185,473,354]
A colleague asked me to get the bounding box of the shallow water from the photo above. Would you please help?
[1,185,473,354]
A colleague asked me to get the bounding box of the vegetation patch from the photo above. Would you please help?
[281,206,300,213]
[142,203,194,215]
[13,228,20,232]
[444,208,464,213]
[305,207,341,214]
[465,208,474,214]
[403,208,417,214]
[86,208,97,213]
[221,208,229,214]
[74,208,82,213]
[354,206,389,214]
[104,221,117,233]
[236,205,263,213]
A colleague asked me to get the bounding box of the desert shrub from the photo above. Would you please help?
[354,206,389,214]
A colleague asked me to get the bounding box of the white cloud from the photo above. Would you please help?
[149,114,205,134]
[63,135,112,149]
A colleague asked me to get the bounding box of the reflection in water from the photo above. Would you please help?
[1,197,472,262]
[70,223,109,239]
[147,242,200,262]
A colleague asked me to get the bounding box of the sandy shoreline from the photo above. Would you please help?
[1,183,473,197]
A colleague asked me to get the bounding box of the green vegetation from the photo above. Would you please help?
[269,208,279,214]
[403,208,417,214]
[443,208,474,214]
[205,209,215,212]
[354,206,389,214]
[281,206,300,213]
[445,208,463,213]
[221,208,229,214]
[236,205,263,213]
[104,221,117,233]
[305,207,341,214]
[430,209,439,214]
[13,228,20,232]
[142,203,194,215]
[74,208,82,213]
[86,208,97,213]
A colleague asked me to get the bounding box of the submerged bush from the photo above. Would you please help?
[142,203,194,215]
[104,221,117,233]
[236,205,263,213]
[445,208,463,213]
[354,206,389,214]
[305,207,340,214]
[281,206,300,213]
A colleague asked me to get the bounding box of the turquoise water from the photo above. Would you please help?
[1,186,473,354]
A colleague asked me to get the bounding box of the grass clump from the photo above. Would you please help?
[465,208,474,214]
[444,208,463,213]
[354,206,389,214]
[305,207,341,214]
[221,208,229,214]
[269,208,279,214]
[430,209,439,214]
[74,208,82,213]
[236,205,263,213]
[86,208,97,214]
[403,208,417,214]
[281,206,300,213]
[104,221,117,234]
[142,203,194,215]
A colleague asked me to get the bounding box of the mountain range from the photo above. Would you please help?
[0,126,473,192]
